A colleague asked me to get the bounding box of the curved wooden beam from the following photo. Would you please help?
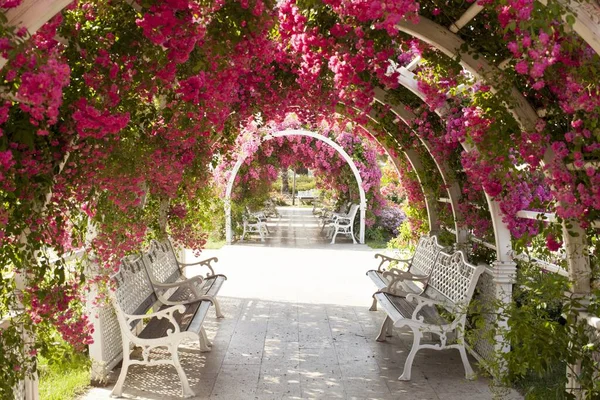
[373,87,468,246]
[0,0,73,69]
[396,16,538,131]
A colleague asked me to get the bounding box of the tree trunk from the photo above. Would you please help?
[281,168,289,193]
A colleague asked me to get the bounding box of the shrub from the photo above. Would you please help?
[378,206,406,235]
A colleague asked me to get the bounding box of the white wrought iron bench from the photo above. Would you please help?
[319,201,351,231]
[241,213,268,242]
[326,203,359,244]
[110,249,226,398]
[371,250,485,381]
[296,189,318,204]
[144,239,227,319]
[366,235,446,311]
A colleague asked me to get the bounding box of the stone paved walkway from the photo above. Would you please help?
[81,207,521,400]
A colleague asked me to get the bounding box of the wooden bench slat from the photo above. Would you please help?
[187,301,212,334]
[375,292,446,326]
[366,270,388,291]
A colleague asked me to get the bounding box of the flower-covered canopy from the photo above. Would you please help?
[0,0,599,397]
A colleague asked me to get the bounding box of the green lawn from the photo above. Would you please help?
[204,238,226,249]
[366,239,389,249]
[38,355,90,400]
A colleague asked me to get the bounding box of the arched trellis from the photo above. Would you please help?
[3,0,594,283]
[224,129,367,245]
[1,1,598,396]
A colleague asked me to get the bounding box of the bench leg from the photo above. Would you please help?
[199,328,212,352]
[171,346,195,397]
[458,343,476,380]
[369,296,378,311]
[399,328,423,381]
[376,316,392,342]
[212,297,225,319]
[386,319,394,337]
[330,228,338,244]
[111,347,131,397]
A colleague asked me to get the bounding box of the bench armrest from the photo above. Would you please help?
[153,275,205,301]
[382,269,427,281]
[405,294,453,321]
[160,294,217,307]
[374,253,413,272]
[124,304,186,334]
[335,216,351,224]
[178,257,219,276]
[383,270,429,294]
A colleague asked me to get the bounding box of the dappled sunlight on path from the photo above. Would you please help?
[80,207,522,400]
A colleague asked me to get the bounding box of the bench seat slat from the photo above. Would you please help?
[187,301,212,334]
[375,292,446,326]
[366,270,388,291]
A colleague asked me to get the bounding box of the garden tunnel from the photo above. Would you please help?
[0,0,599,398]
[223,128,368,244]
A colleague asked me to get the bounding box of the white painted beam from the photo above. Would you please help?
[1,0,73,69]
[449,3,484,33]
[396,16,539,131]
[516,210,557,223]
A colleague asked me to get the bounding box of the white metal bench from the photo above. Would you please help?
[110,248,226,398]
[319,201,351,231]
[366,235,446,311]
[326,203,359,244]
[372,250,485,381]
[241,213,268,242]
[144,239,227,319]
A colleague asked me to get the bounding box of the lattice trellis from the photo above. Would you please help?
[98,304,123,371]
[470,269,497,364]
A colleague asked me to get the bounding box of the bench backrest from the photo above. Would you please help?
[112,254,157,320]
[425,250,485,306]
[346,203,359,222]
[410,235,446,276]
[144,239,181,285]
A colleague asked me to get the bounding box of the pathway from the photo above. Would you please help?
[81,207,521,400]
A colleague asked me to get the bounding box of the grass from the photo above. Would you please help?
[204,238,226,249]
[38,354,90,400]
[366,238,389,249]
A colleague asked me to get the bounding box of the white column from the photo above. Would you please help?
[225,198,232,244]
[359,199,366,244]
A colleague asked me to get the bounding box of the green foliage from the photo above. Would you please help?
[272,173,316,192]
[366,226,392,249]
[38,351,90,400]
[489,262,600,398]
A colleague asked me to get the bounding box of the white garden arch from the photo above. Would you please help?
[224,128,367,244]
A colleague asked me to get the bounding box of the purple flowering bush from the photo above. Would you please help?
[378,206,406,235]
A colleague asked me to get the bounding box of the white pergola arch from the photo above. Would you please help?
[2,2,599,396]
[224,128,367,244]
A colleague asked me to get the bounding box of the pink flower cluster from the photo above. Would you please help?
[27,281,94,351]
